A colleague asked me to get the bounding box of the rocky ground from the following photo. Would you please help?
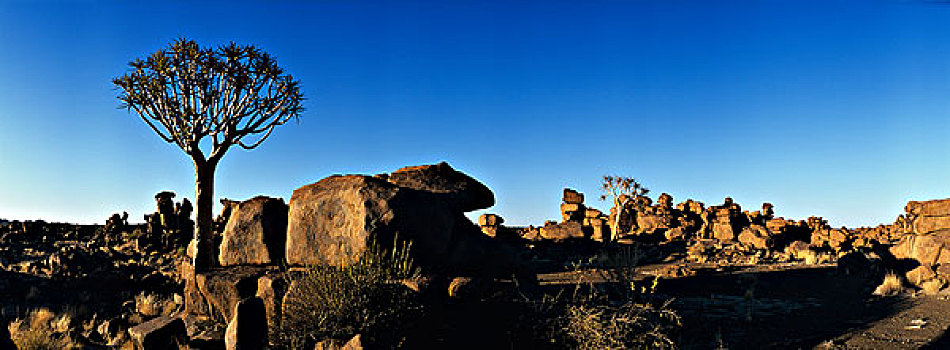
[1,222,950,349]
[4,163,950,349]
[0,200,187,348]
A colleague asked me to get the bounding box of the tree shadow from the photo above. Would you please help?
[654,266,911,349]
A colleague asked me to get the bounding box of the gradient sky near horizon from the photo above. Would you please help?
[1,0,949,227]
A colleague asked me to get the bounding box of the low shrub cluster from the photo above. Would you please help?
[518,245,681,349]
[7,308,74,350]
[278,240,422,348]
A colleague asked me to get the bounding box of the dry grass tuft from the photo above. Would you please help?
[135,292,177,317]
[564,299,680,349]
[517,246,681,349]
[873,272,903,296]
[48,313,72,334]
[7,308,72,350]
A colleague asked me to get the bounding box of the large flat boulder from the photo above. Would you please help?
[889,234,950,266]
[285,164,527,278]
[219,196,288,266]
[286,174,496,271]
[738,224,772,250]
[915,217,950,235]
[381,162,494,212]
[907,199,950,217]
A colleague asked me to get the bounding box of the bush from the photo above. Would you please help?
[135,292,177,317]
[872,272,903,296]
[564,296,680,349]
[8,308,72,350]
[517,245,681,349]
[278,240,422,348]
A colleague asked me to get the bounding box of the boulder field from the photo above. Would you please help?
[180,162,528,348]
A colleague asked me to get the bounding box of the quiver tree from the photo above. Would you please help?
[114,39,304,271]
[600,175,649,240]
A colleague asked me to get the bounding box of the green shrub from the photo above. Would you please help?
[279,240,422,348]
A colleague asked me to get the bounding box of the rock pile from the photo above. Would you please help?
[141,191,193,252]
[504,189,818,254]
[180,162,528,348]
[887,199,950,290]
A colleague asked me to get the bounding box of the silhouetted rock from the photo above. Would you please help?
[562,188,584,205]
[382,162,494,212]
[0,320,14,350]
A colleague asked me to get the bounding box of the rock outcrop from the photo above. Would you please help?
[218,196,288,266]
[285,163,520,276]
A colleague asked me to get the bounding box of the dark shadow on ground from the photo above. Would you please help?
[655,266,910,349]
[0,264,178,324]
[923,327,950,349]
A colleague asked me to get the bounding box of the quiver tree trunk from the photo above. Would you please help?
[193,158,217,271]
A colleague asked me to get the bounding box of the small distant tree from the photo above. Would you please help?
[600,176,649,240]
[114,39,304,271]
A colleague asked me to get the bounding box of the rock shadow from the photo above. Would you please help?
[654,266,911,349]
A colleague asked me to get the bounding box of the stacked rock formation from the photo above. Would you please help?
[530,189,611,242]
[887,199,950,290]
[511,187,846,260]
[141,192,193,251]
[181,162,527,347]
[478,214,505,238]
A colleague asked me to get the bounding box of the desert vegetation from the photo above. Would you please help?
[7,164,950,349]
[278,241,423,348]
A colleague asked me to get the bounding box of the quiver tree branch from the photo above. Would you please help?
[114,39,305,271]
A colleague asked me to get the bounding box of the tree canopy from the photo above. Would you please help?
[113,39,304,163]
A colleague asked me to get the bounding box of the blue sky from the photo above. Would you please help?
[0,0,948,227]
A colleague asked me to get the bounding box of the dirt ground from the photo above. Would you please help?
[594,262,950,349]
